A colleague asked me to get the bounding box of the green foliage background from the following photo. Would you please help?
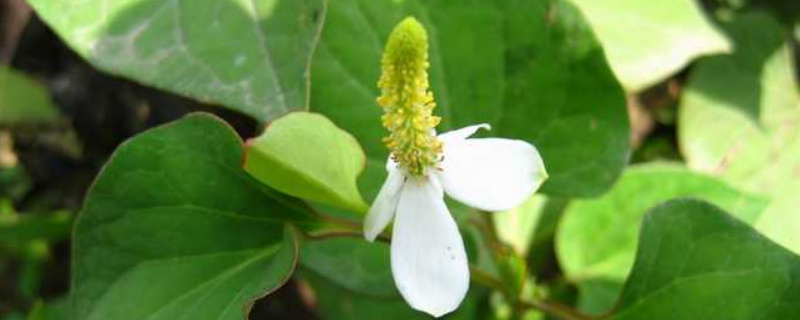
[2,0,799,319]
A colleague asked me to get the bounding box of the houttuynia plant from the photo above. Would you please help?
[4,0,799,319]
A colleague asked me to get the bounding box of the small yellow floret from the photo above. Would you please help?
[377,17,442,176]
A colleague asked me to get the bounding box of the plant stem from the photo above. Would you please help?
[519,300,594,320]
[469,264,592,320]
[302,209,594,320]
[304,228,391,244]
[469,265,504,292]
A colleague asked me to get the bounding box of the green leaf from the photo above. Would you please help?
[310,0,630,198]
[610,199,800,320]
[25,0,325,121]
[754,180,800,254]
[72,114,308,320]
[494,194,568,275]
[299,238,397,297]
[679,12,799,195]
[678,12,800,253]
[493,195,548,256]
[244,112,367,213]
[0,67,58,124]
[568,0,731,91]
[301,270,485,320]
[556,164,769,315]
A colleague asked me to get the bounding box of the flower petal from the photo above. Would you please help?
[363,165,405,242]
[437,123,491,144]
[438,138,547,212]
[386,154,399,171]
[391,177,469,317]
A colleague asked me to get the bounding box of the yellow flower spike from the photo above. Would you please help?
[378,17,441,176]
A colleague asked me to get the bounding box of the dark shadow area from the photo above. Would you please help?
[249,278,320,320]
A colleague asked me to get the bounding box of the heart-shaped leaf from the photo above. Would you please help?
[556,164,769,315]
[72,114,311,320]
[568,0,731,91]
[26,0,325,121]
[610,199,800,320]
[310,0,630,198]
[244,112,368,213]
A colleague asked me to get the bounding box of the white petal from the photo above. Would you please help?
[391,177,470,317]
[437,124,491,144]
[386,154,399,171]
[363,166,405,242]
[438,138,547,212]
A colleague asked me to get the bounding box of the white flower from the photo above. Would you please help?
[363,123,547,317]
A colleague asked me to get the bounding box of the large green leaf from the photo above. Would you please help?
[568,0,731,91]
[244,112,367,213]
[0,67,58,124]
[556,164,769,315]
[678,12,800,253]
[72,114,310,320]
[610,199,800,320]
[310,0,630,198]
[679,12,800,195]
[26,0,325,121]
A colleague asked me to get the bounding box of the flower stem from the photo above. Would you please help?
[302,209,594,320]
[304,228,391,244]
[468,265,505,292]
[519,300,594,320]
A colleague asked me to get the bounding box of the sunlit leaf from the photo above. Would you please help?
[244,112,368,213]
[679,12,800,253]
[26,0,325,121]
[568,0,731,91]
[679,12,799,194]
